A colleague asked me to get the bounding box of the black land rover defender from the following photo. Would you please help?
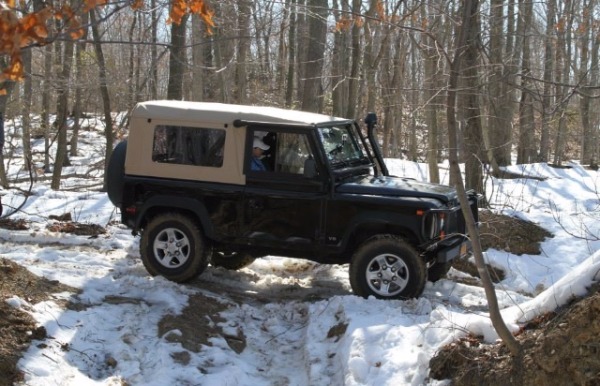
[106,100,479,300]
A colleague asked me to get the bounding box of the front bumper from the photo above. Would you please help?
[434,237,472,263]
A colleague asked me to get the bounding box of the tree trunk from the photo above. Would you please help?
[89,9,114,189]
[553,0,574,166]
[212,3,231,104]
[42,19,54,173]
[296,0,308,106]
[300,0,328,113]
[580,0,596,167]
[460,4,485,192]
[487,0,513,167]
[447,0,521,357]
[50,38,75,190]
[150,0,158,99]
[276,0,289,103]
[191,14,205,101]
[70,12,88,158]
[235,0,251,104]
[0,70,14,188]
[21,49,33,172]
[516,0,536,164]
[539,0,556,162]
[167,13,189,100]
[346,0,362,118]
[589,28,600,168]
[285,0,297,107]
[127,12,138,106]
[331,0,349,117]
[408,39,418,162]
[363,0,379,113]
[423,3,440,182]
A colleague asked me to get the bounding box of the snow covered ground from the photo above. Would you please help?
[1,119,599,385]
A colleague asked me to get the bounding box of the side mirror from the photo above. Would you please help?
[303,157,318,178]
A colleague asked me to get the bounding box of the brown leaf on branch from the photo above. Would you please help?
[0,0,215,91]
[168,0,214,33]
[131,0,144,11]
[167,0,187,25]
[83,0,108,13]
[0,55,23,82]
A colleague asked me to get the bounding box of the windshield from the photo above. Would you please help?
[317,124,368,168]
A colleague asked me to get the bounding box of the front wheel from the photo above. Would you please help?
[140,213,210,283]
[349,235,426,300]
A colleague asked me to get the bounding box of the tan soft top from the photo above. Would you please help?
[126,100,351,186]
[132,100,349,126]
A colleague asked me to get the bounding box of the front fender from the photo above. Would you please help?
[340,211,421,250]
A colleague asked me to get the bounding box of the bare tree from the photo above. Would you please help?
[127,12,138,107]
[446,0,521,356]
[516,0,536,164]
[422,2,442,183]
[552,1,575,166]
[301,0,328,113]
[539,0,557,162]
[346,0,362,119]
[89,8,114,189]
[191,14,207,101]
[0,63,14,187]
[50,30,75,190]
[285,0,297,107]
[331,0,350,116]
[167,12,189,100]
[150,0,159,100]
[579,0,599,168]
[487,0,514,167]
[70,11,89,158]
[235,0,251,104]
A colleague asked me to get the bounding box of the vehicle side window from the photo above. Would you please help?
[275,132,313,174]
[250,130,317,177]
[152,125,225,167]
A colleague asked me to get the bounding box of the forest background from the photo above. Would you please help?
[0,0,598,196]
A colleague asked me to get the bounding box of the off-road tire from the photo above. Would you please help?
[349,235,426,300]
[140,212,209,282]
[105,140,127,206]
[211,252,256,270]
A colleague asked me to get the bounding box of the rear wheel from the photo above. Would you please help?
[211,252,256,270]
[140,213,209,282]
[349,235,426,300]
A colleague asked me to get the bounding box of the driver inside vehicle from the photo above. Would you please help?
[251,137,270,171]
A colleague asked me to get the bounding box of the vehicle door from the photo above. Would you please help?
[242,125,328,252]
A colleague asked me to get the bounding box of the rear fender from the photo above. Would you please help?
[134,195,214,238]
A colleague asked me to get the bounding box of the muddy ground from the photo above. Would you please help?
[1,212,599,385]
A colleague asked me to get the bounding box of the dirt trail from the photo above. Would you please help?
[1,212,598,385]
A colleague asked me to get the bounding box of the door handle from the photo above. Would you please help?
[248,198,262,210]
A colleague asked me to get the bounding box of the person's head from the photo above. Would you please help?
[253,137,269,157]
